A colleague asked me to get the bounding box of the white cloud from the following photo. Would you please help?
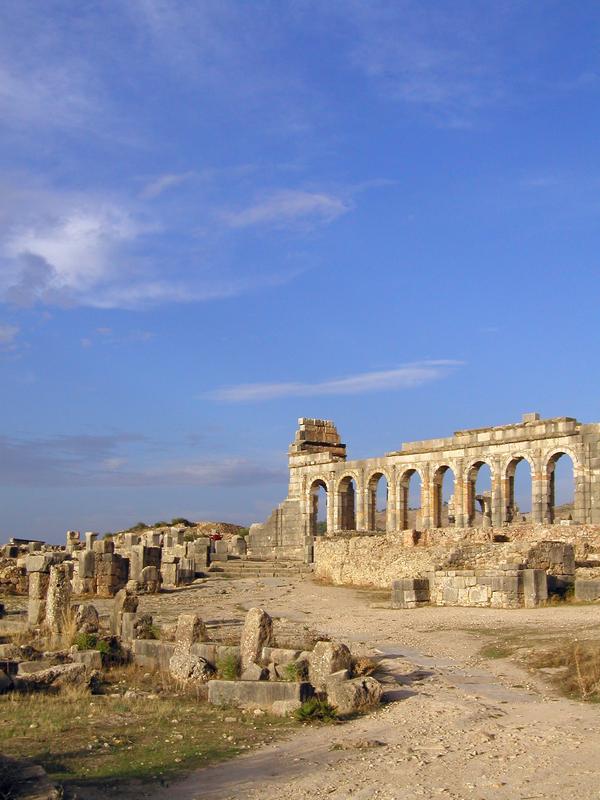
[222,189,350,229]
[141,172,195,199]
[0,324,19,351]
[208,360,464,402]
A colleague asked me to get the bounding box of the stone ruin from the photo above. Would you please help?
[247,413,600,608]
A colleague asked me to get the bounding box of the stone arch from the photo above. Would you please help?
[502,453,535,524]
[397,467,423,530]
[335,473,359,531]
[365,469,391,531]
[465,459,494,527]
[432,464,457,527]
[543,447,579,523]
[307,477,330,538]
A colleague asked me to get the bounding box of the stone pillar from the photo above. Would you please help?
[66,530,80,553]
[355,480,366,531]
[453,460,465,527]
[491,465,503,528]
[386,477,397,531]
[85,531,98,550]
[420,465,432,530]
[531,463,545,523]
[45,563,72,634]
[326,479,335,534]
[28,570,50,626]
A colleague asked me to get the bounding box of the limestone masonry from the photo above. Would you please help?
[249,412,600,562]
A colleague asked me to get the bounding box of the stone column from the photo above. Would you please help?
[420,465,432,529]
[386,475,397,531]
[326,478,335,534]
[453,460,465,527]
[491,463,503,528]
[355,479,366,531]
[45,563,72,634]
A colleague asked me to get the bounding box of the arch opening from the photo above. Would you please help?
[337,476,357,531]
[309,479,328,538]
[547,453,575,523]
[398,469,422,530]
[467,462,492,527]
[433,466,456,527]
[367,472,388,531]
[505,457,532,524]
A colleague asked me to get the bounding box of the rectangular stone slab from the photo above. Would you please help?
[208,679,313,708]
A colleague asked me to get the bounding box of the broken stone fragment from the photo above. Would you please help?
[175,613,209,646]
[13,662,89,691]
[240,662,269,681]
[239,608,273,671]
[325,676,383,716]
[308,641,353,691]
[110,587,138,636]
[75,603,99,634]
[169,651,216,684]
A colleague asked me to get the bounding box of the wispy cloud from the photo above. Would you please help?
[0,323,19,351]
[221,189,350,229]
[208,360,464,402]
[0,179,305,310]
[0,431,284,488]
[141,172,195,199]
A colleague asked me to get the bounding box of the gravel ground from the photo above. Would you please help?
[131,575,600,800]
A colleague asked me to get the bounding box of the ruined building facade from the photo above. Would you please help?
[248,413,600,562]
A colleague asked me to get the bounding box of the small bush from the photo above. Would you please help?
[73,632,98,651]
[282,662,301,682]
[216,653,240,681]
[172,517,193,527]
[352,656,378,677]
[73,632,110,656]
[293,698,338,724]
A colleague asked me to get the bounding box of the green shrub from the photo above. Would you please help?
[282,661,304,682]
[293,698,338,724]
[216,653,240,681]
[171,517,193,527]
[73,632,98,651]
[73,632,110,656]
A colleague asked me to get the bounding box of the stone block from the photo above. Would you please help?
[523,569,548,608]
[240,608,273,670]
[17,660,54,675]
[176,613,209,646]
[93,539,114,555]
[71,649,102,670]
[208,679,313,709]
[25,554,54,574]
[325,676,383,716]
[132,639,176,670]
[575,579,600,602]
[309,641,352,690]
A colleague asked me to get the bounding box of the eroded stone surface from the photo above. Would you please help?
[308,641,352,691]
[239,608,273,670]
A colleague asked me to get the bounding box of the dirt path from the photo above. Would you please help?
[135,577,600,800]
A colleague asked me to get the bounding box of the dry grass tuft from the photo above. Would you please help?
[351,656,378,677]
[528,639,600,701]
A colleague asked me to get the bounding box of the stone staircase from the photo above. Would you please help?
[205,558,312,580]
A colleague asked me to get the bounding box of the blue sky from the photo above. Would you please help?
[1,1,597,542]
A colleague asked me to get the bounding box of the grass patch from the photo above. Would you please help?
[527,639,600,701]
[0,664,292,789]
[479,642,515,659]
[216,652,240,681]
[293,697,338,723]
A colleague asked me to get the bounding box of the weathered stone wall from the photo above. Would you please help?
[251,413,600,563]
[314,527,583,589]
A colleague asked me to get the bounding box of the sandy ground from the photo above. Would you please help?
[118,575,600,800]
